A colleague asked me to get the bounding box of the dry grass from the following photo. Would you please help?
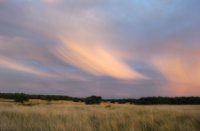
[0,100,199,131]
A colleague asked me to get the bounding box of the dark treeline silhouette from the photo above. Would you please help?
[103,98,136,104]
[134,96,200,105]
[105,96,200,105]
[0,93,85,103]
[0,93,200,105]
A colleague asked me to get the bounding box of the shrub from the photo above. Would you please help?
[85,96,102,105]
[14,93,29,104]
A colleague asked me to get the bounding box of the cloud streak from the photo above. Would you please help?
[153,55,200,96]
[56,37,146,80]
[153,54,200,85]
[0,56,52,77]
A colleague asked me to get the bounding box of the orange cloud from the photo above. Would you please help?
[153,56,200,84]
[153,55,200,95]
[0,56,52,77]
[163,83,200,96]
[56,37,146,80]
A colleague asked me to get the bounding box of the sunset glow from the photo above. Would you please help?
[0,0,200,98]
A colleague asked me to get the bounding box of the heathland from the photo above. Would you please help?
[0,99,200,131]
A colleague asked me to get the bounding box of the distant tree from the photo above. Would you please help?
[72,98,81,102]
[14,93,29,104]
[85,96,102,105]
[46,95,53,102]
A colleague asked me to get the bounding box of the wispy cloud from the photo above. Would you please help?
[0,56,52,77]
[56,37,146,80]
[153,55,200,85]
[153,55,200,96]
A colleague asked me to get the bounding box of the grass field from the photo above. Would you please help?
[0,99,199,131]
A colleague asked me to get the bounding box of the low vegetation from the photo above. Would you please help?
[0,100,199,131]
[85,96,102,105]
[14,93,29,103]
[0,93,200,105]
[0,93,199,130]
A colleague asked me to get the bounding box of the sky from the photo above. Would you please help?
[0,0,200,98]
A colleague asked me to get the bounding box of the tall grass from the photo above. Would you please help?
[0,101,199,131]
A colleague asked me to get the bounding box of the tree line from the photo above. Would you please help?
[0,93,200,105]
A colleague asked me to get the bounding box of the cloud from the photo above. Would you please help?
[162,83,200,96]
[153,55,200,85]
[56,37,146,80]
[153,55,200,96]
[41,0,62,5]
[0,0,200,97]
[0,56,52,77]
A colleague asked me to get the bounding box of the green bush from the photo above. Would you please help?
[85,96,102,105]
[14,93,29,104]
